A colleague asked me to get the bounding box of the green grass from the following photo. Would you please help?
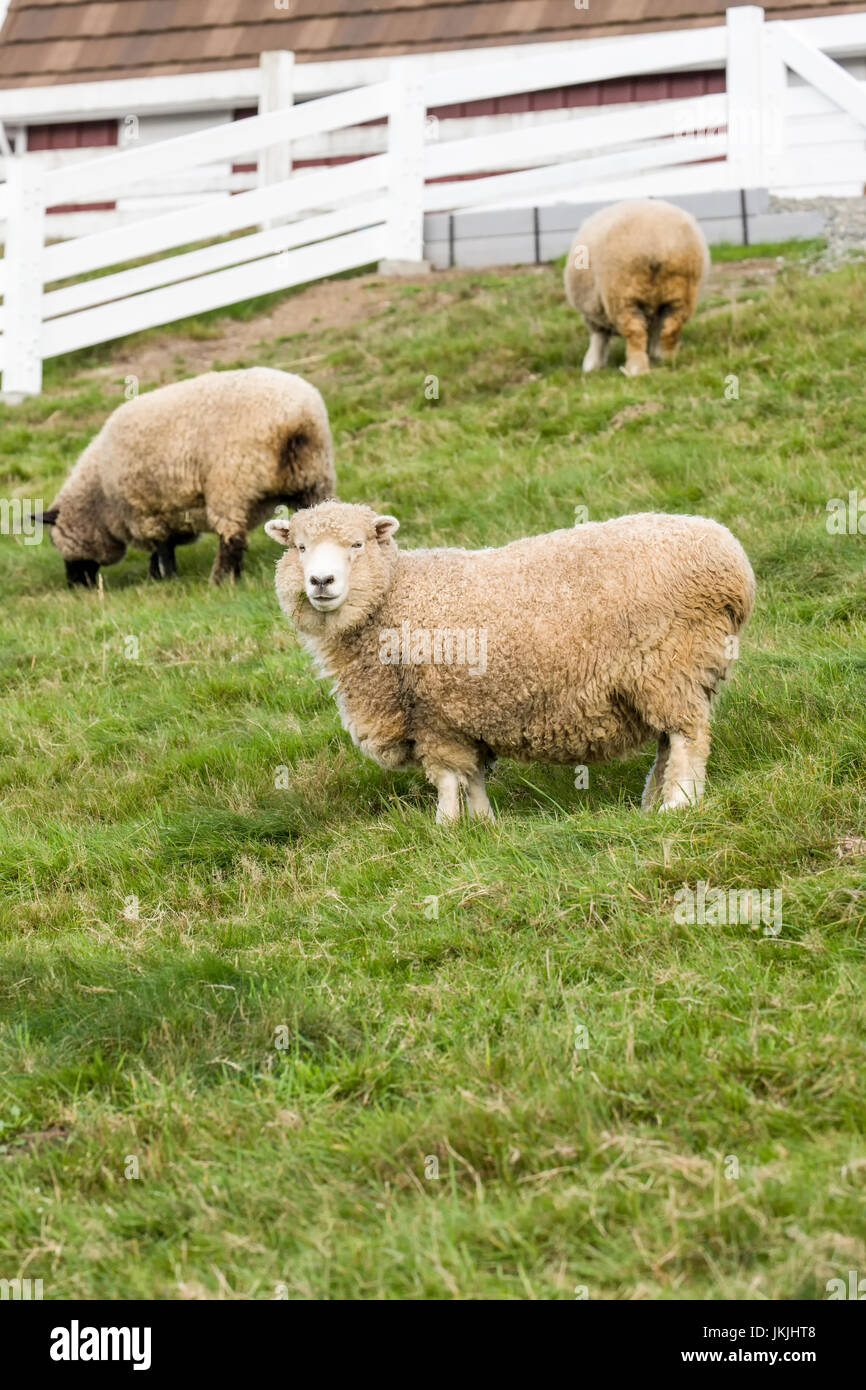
[0,250,864,1301]
[709,237,826,263]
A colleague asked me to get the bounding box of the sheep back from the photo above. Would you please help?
[53,367,335,552]
[564,199,709,331]
[355,512,754,768]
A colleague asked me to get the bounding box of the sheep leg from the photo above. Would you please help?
[658,310,688,363]
[420,737,486,824]
[149,539,178,581]
[582,324,611,373]
[641,733,671,812]
[658,730,709,812]
[150,531,198,580]
[464,767,495,823]
[658,280,701,362]
[648,310,666,365]
[434,771,462,825]
[211,532,247,585]
[619,308,651,377]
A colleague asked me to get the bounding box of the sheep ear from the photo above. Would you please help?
[264,518,293,546]
[374,514,399,545]
[40,508,60,526]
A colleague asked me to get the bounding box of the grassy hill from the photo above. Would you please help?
[0,247,864,1299]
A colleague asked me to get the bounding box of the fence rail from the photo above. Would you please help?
[0,6,864,397]
[0,12,862,122]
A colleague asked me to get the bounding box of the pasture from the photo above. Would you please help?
[0,246,864,1299]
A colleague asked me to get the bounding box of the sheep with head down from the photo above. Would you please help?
[265,500,755,823]
[42,367,335,587]
[564,199,710,377]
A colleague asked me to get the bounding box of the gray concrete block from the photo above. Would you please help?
[423,189,821,271]
[701,216,747,246]
[744,188,770,214]
[538,202,605,232]
[424,240,453,269]
[748,210,825,242]
[453,234,536,267]
[670,189,742,218]
[424,212,451,243]
[453,206,535,238]
[539,229,577,261]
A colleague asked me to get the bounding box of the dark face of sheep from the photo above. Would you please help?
[42,506,126,583]
[265,501,399,633]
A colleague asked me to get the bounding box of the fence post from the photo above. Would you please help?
[1,155,44,401]
[258,50,294,229]
[726,6,767,195]
[381,63,429,274]
[761,21,788,189]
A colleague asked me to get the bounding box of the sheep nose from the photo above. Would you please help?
[310,573,335,589]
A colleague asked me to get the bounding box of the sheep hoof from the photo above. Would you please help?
[658,791,697,812]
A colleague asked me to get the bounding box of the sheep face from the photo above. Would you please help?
[265,501,399,634]
[46,508,127,577]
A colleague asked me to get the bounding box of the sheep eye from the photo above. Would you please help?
[351,541,363,550]
[297,544,306,553]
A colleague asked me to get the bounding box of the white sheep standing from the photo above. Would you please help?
[265,500,755,822]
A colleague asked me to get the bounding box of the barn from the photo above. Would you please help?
[0,0,863,239]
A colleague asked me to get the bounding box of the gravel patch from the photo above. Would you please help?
[770,195,866,268]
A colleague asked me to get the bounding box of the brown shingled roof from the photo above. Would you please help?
[0,0,862,87]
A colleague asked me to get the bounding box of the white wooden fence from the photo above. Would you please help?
[0,5,864,398]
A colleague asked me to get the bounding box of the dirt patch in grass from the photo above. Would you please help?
[95,274,401,386]
[1,1126,70,1158]
[604,401,665,433]
[698,257,783,320]
[91,269,479,388]
[710,257,782,287]
[835,835,866,860]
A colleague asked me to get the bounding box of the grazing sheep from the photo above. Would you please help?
[43,367,335,586]
[564,199,709,377]
[265,501,754,822]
